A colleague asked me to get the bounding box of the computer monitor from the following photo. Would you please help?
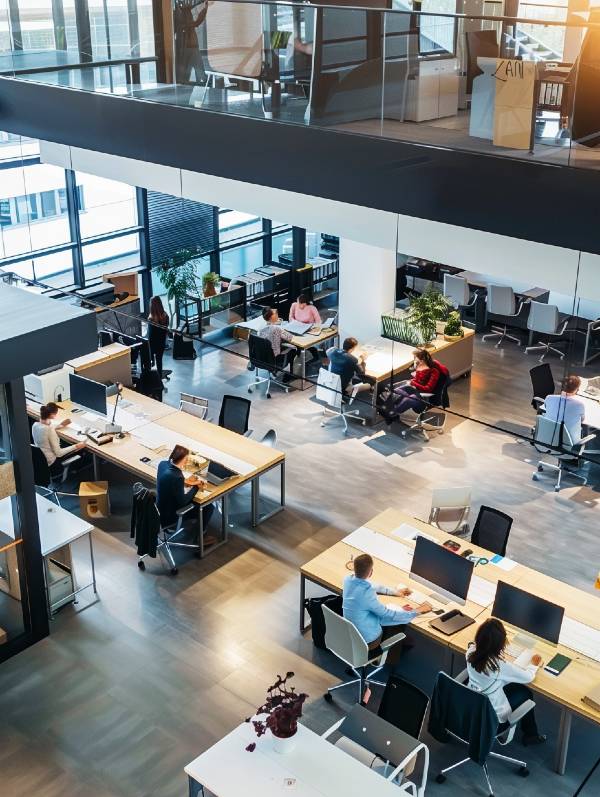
[492,580,564,646]
[410,536,474,606]
[69,373,108,416]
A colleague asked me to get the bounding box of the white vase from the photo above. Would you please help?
[271,732,297,754]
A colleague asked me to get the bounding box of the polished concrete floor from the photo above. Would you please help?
[1,331,600,796]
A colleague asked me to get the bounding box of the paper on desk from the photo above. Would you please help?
[489,554,518,572]
[343,526,414,571]
[391,523,422,540]
[467,575,497,607]
[559,617,600,662]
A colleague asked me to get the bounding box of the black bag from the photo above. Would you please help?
[173,323,197,360]
[304,594,343,649]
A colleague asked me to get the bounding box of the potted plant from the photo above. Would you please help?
[153,249,200,319]
[444,311,464,341]
[246,672,308,755]
[202,271,220,297]
[382,286,452,346]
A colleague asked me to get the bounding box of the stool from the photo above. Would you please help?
[79,481,110,519]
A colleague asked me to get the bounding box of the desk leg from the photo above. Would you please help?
[554,708,572,775]
[300,573,307,633]
[302,348,307,389]
[221,493,229,543]
[188,775,204,797]
[89,531,97,595]
[280,459,286,508]
[251,477,259,528]
[199,505,204,558]
[43,556,53,619]
[93,453,99,480]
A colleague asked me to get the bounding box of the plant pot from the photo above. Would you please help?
[271,731,297,754]
[444,333,463,342]
[203,283,217,297]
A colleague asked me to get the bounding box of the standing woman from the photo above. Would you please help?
[466,618,546,745]
[148,296,170,379]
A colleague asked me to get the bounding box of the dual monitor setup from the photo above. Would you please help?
[409,536,564,646]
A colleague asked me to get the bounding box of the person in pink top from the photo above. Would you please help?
[289,294,322,363]
[289,293,322,325]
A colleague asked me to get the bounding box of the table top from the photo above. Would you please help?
[456,270,548,300]
[185,722,403,796]
[66,342,131,370]
[360,331,474,383]
[235,318,338,349]
[576,383,600,429]
[301,507,600,723]
[0,494,93,555]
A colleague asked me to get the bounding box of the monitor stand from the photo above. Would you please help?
[430,592,450,605]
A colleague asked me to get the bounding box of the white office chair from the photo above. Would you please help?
[443,274,477,320]
[482,285,525,347]
[322,605,405,703]
[179,392,210,420]
[316,368,366,433]
[531,414,596,491]
[428,487,471,535]
[525,302,569,361]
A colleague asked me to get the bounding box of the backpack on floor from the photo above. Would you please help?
[172,322,197,360]
[304,594,343,649]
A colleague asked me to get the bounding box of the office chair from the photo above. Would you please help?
[316,368,366,434]
[430,671,532,795]
[218,394,252,436]
[525,302,570,361]
[529,363,556,412]
[399,370,450,442]
[247,333,291,398]
[31,445,81,507]
[322,605,405,703]
[132,338,164,401]
[133,483,197,576]
[322,703,430,797]
[443,274,477,322]
[98,330,113,347]
[179,392,209,420]
[470,506,513,556]
[531,415,596,491]
[482,285,525,347]
[428,487,471,536]
[257,429,277,447]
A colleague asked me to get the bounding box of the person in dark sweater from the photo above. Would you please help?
[148,295,169,379]
[156,445,214,540]
[382,348,448,424]
[326,337,374,394]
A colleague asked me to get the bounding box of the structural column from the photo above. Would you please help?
[338,239,396,343]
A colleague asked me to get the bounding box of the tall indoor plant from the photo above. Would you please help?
[246,672,308,754]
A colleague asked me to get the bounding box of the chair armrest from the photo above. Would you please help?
[380,631,406,651]
[508,699,536,726]
[322,717,345,741]
[454,668,469,684]
[557,318,570,335]
[176,503,196,516]
[282,342,296,351]
[61,454,81,466]
[243,429,254,438]
[575,434,597,454]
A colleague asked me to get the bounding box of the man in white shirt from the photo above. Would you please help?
[543,374,586,444]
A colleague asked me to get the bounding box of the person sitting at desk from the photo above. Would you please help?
[148,295,170,380]
[543,375,586,444]
[380,348,448,425]
[466,618,546,746]
[343,554,432,658]
[156,445,215,543]
[31,402,85,475]
[289,294,322,363]
[259,307,296,374]
[327,337,374,395]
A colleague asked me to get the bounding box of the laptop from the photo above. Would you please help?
[206,461,236,485]
[321,316,337,329]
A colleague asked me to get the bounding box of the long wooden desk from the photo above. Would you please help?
[300,507,600,775]
[28,388,286,555]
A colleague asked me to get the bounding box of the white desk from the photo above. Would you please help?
[578,381,600,430]
[0,494,97,615]
[185,722,408,797]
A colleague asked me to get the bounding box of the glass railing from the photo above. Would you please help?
[1,0,599,169]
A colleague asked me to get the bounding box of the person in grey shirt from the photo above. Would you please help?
[543,374,586,444]
[259,307,296,372]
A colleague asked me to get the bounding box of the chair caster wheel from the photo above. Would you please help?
[538,464,543,471]
[532,473,538,481]
[266,393,271,399]
[323,692,333,703]
[320,422,325,427]
[554,486,560,492]
[436,774,446,784]
[248,388,252,393]
[401,432,407,438]
[194,551,202,559]
[170,567,178,575]
[137,560,145,571]
[518,767,530,778]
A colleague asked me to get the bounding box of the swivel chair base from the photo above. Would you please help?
[525,340,566,362]
[483,325,521,348]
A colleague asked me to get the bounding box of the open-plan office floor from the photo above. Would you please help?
[1,331,599,797]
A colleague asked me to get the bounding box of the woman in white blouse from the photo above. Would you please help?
[31,402,85,473]
[466,618,546,746]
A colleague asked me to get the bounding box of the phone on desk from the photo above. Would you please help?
[140,456,151,464]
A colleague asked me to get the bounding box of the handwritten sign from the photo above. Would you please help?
[493,59,537,150]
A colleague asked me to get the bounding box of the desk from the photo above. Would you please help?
[578,380,600,430]
[66,342,133,387]
[185,721,406,797]
[300,507,600,775]
[0,493,96,616]
[28,388,286,557]
[361,331,474,416]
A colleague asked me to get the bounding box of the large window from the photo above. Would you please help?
[518,0,568,58]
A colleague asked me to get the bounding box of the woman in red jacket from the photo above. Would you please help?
[383,348,444,424]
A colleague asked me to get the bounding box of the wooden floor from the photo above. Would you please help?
[1,331,599,796]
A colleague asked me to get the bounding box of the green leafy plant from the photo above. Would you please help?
[444,311,464,338]
[202,271,220,294]
[153,249,200,304]
[382,286,452,345]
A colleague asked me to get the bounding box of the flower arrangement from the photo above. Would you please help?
[245,672,308,752]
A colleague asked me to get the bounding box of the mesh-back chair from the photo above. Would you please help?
[179,392,209,420]
[247,333,291,398]
[531,414,595,491]
[322,604,405,703]
[470,506,513,557]
[218,394,252,436]
[529,363,556,412]
[31,444,80,507]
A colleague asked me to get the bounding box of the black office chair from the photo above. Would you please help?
[31,444,80,507]
[132,338,164,401]
[470,505,513,557]
[98,330,113,346]
[400,369,451,441]
[529,363,556,412]
[429,671,533,795]
[378,675,430,740]
[218,395,252,436]
[247,333,291,398]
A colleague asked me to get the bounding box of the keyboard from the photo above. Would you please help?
[505,642,525,659]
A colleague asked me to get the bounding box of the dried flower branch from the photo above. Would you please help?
[245,673,308,750]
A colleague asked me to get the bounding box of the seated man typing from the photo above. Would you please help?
[343,553,431,654]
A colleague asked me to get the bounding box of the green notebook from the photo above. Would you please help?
[544,653,572,676]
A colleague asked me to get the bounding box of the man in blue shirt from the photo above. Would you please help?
[343,553,432,650]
